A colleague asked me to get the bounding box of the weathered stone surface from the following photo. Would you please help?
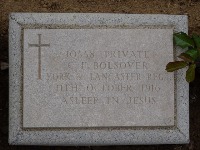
[9,13,189,145]
[23,28,174,128]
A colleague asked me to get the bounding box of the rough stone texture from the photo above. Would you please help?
[9,13,189,145]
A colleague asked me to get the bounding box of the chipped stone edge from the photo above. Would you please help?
[9,13,189,145]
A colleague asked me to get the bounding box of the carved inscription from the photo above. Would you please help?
[45,48,171,105]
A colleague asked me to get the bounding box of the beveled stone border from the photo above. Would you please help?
[21,25,176,130]
[9,13,189,145]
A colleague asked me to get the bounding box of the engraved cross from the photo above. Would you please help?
[28,34,50,79]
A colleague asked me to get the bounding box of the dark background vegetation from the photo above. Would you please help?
[0,0,200,149]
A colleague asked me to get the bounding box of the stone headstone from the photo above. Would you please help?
[9,13,189,145]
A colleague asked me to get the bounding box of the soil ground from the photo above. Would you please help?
[0,0,200,150]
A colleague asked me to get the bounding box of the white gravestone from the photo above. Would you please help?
[9,13,189,145]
